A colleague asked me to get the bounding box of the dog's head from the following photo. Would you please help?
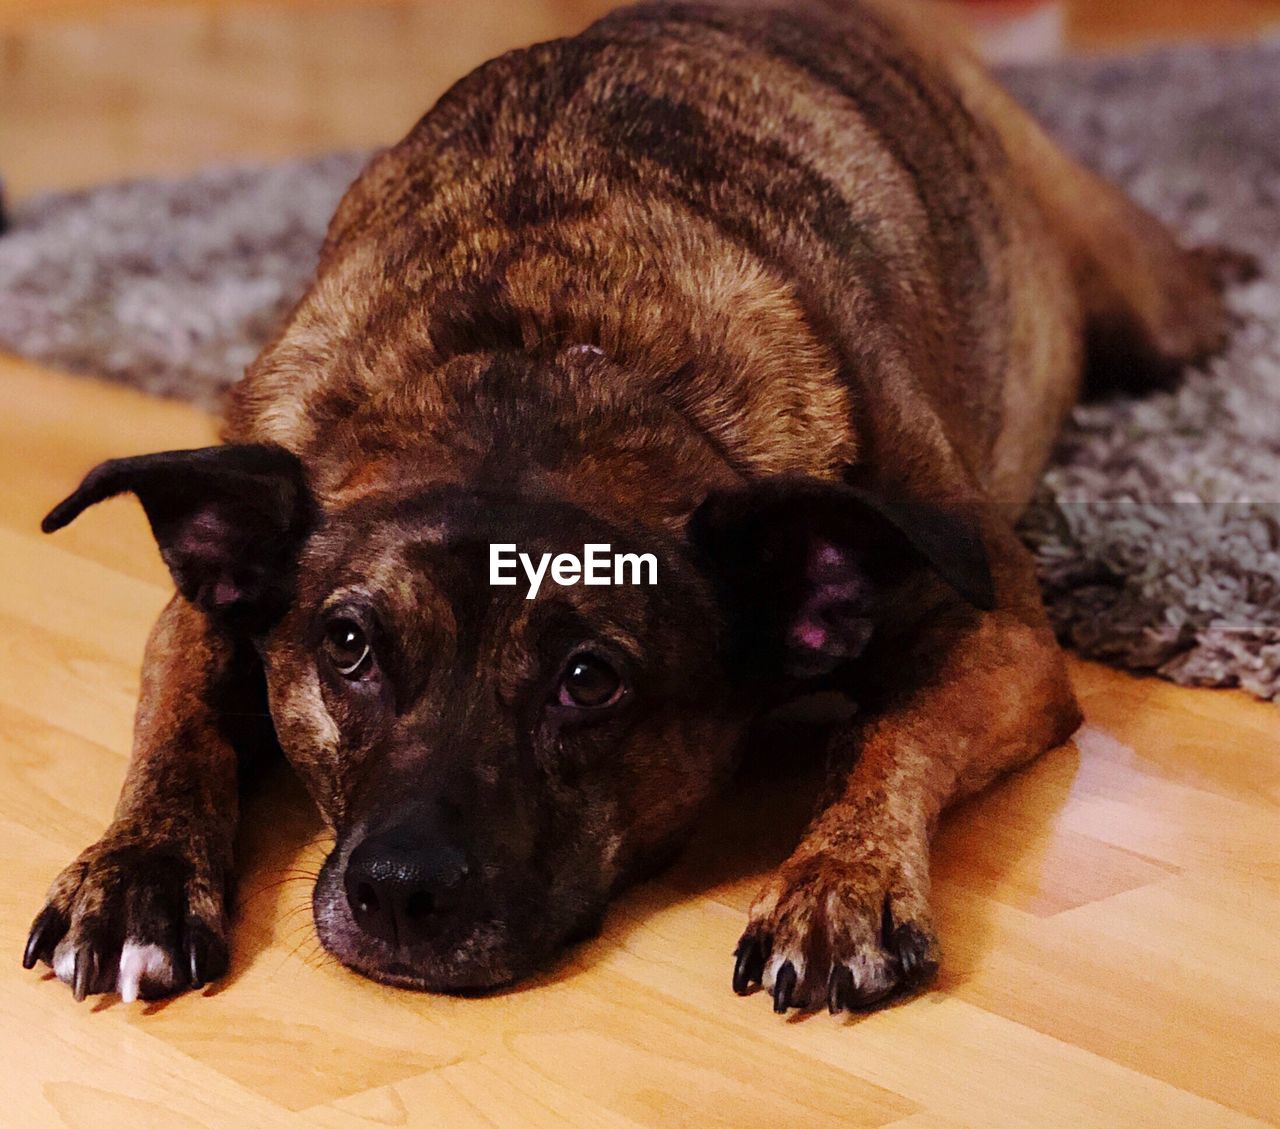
[44,442,991,990]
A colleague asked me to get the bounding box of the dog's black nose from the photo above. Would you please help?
[343,830,470,946]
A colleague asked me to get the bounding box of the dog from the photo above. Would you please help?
[24,0,1233,1012]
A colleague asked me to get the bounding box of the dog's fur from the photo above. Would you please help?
[26,0,1231,1011]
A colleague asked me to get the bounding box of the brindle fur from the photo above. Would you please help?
[27,0,1230,1009]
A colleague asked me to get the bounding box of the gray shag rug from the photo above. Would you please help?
[1,44,1278,699]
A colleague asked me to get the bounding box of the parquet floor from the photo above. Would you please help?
[1,2,1278,1126]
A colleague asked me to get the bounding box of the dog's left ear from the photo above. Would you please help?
[42,444,313,629]
[688,477,995,681]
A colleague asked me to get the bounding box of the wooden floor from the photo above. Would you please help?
[2,1,1279,1126]
[4,0,1280,198]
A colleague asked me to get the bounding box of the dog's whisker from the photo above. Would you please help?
[279,896,320,917]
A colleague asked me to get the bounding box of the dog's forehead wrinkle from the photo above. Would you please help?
[317,533,460,631]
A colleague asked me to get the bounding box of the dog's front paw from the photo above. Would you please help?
[22,826,229,1003]
[732,843,938,1014]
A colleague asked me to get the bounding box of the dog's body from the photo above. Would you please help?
[27,0,1230,1011]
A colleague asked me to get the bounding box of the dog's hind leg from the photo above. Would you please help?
[973,74,1241,395]
[1049,170,1245,396]
[896,6,1247,398]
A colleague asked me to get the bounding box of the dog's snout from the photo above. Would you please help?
[343,830,470,946]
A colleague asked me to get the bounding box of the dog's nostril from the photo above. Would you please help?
[354,882,380,918]
[405,890,435,921]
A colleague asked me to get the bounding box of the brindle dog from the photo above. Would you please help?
[25,0,1233,1012]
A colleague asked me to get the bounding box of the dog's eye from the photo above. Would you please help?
[558,653,623,709]
[323,617,372,678]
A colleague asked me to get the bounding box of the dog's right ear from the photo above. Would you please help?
[43,444,313,629]
[688,476,994,684]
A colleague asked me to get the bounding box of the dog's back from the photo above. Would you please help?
[230,0,1226,511]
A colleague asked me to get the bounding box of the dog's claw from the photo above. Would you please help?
[772,960,797,1013]
[732,933,767,995]
[827,964,854,1014]
[886,920,938,987]
[184,919,228,990]
[23,905,66,970]
[898,948,916,979]
[187,936,205,989]
[71,947,94,1003]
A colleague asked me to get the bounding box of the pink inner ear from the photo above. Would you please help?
[210,578,242,609]
[792,620,829,650]
[168,507,246,609]
[804,538,867,601]
[786,537,874,669]
[814,542,845,570]
[175,508,234,551]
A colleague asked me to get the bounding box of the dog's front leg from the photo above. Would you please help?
[734,540,1082,1014]
[25,442,311,1002]
[24,596,254,1002]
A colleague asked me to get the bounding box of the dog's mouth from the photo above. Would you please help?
[315,913,522,993]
